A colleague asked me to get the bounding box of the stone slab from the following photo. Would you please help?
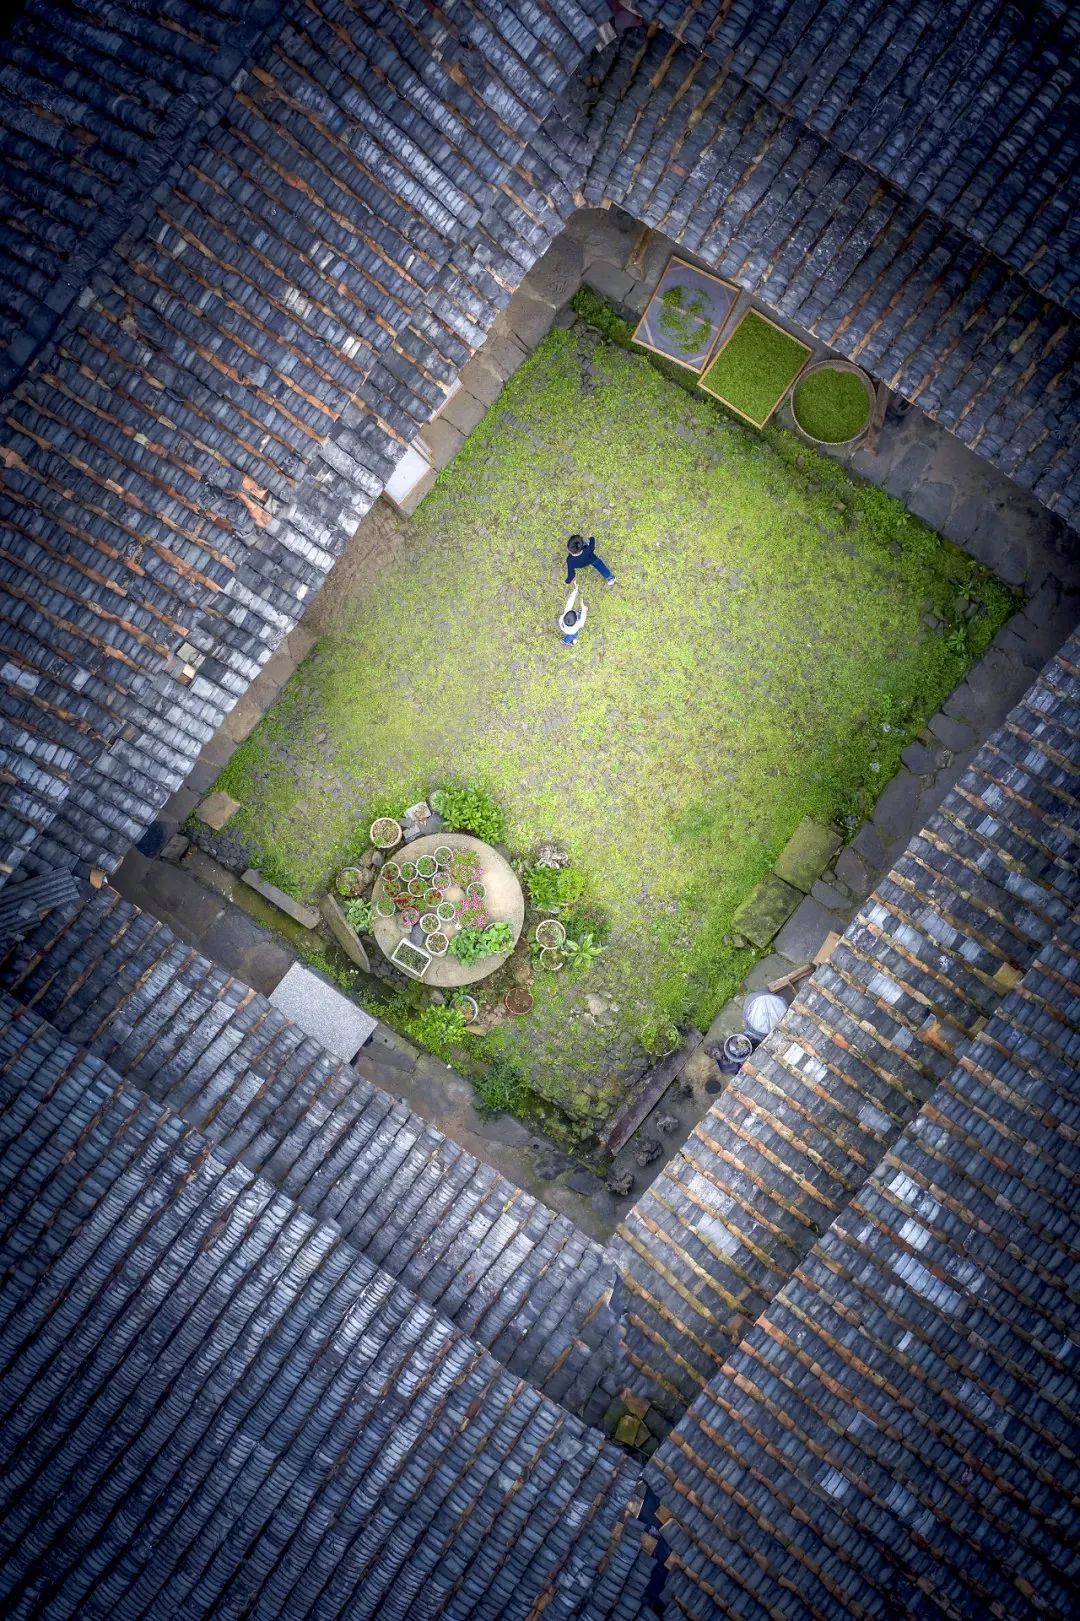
[195,790,241,830]
[439,386,488,435]
[773,818,842,892]
[525,232,585,306]
[774,897,841,963]
[321,892,371,972]
[242,869,320,929]
[269,962,377,1062]
[731,874,802,949]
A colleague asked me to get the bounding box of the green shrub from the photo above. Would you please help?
[472,1055,530,1117]
[570,286,634,345]
[639,1015,681,1057]
[257,850,300,898]
[562,899,610,946]
[525,864,585,910]
[405,1004,467,1060]
[448,921,514,965]
[432,783,505,842]
[564,931,604,973]
[343,897,373,933]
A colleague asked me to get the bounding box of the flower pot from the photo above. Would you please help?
[336,867,365,897]
[790,358,874,447]
[401,906,420,928]
[420,913,441,935]
[723,1032,753,1065]
[407,877,426,898]
[380,861,400,882]
[375,895,396,918]
[504,987,534,1016]
[416,855,437,879]
[399,862,417,882]
[535,918,566,949]
[539,947,564,971]
[427,931,448,956]
[454,993,479,1024]
[370,817,402,849]
[437,900,457,923]
[434,846,453,868]
[465,881,486,900]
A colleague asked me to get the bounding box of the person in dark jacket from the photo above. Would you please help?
[565,533,616,587]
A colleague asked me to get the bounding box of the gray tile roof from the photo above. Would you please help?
[633,1,1080,312]
[646,905,1080,1619]
[0,998,655,1618]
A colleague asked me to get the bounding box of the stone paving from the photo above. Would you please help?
[115,204,1079,1239]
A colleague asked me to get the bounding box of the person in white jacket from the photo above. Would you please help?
[558,582,587,646]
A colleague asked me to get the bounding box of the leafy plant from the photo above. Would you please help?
[563,931,604,972]
[344,897,373,933]
[562,899,610,947]
[525,864,584,910]
[472,1054,530,1117]
[639,1015,681,1057]
[405,1004,467,1059]
[658,285,710,355]
[448,921,513,965]
[431,783,505,843]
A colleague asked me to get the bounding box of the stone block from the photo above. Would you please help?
[583,262,635,304]
[773,818,841,892]
[457,358,506,407]
[321,893,371,972]
[499,293,556,350]
[871,768,921,839]
[834,846,874,898]
[242,869,320,929]
[731,874,801,949]
[440,387,488,435]
[195,790,241,830]
[525,232,584,305]
[269,962,377,1062]
[419,416,465,468]
[810,877,851,914]
[774,897,841,963]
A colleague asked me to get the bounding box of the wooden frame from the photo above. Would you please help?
[697,307,812,428]
[631,255,737,374]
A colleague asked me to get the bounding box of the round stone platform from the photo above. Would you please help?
[371,832,524,987]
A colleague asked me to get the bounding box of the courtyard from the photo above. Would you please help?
[214,306,1015,1127]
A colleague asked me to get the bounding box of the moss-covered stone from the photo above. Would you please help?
[732,875,802,949]
[773,817,842,892]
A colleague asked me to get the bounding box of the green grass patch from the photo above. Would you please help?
[700,310,811,426]
[793,368,872,443]
[216,315,1017,1122]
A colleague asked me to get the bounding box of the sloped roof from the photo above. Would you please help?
[0,997,654,1618]
[646,907,1080,1619]
[632,0,1080,311]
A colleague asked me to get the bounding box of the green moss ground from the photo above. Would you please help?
[216,319,1016,1123]
[701,310,811,425]
[793,369,872,442]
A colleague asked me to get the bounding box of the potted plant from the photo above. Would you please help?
[434,845,453,868]
[423,888,442,908]
[437,900,457,923]
[465,880,486,900]
[419,913,440,935]
[400,906,420,928]
[504,987,534,1016]
[399,861,417,882]
[375,894,396,918]
[416,854,437,880]
[381,860,400,882]
[454,993,479,1023]
[427,931,449,956]
[539,946,564,971]
[407,877,426,898]
[535,918,566,949]
[370,816,402,849]
[391,938,430,978]
[336,867,365,897]
[394,891,412,910]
